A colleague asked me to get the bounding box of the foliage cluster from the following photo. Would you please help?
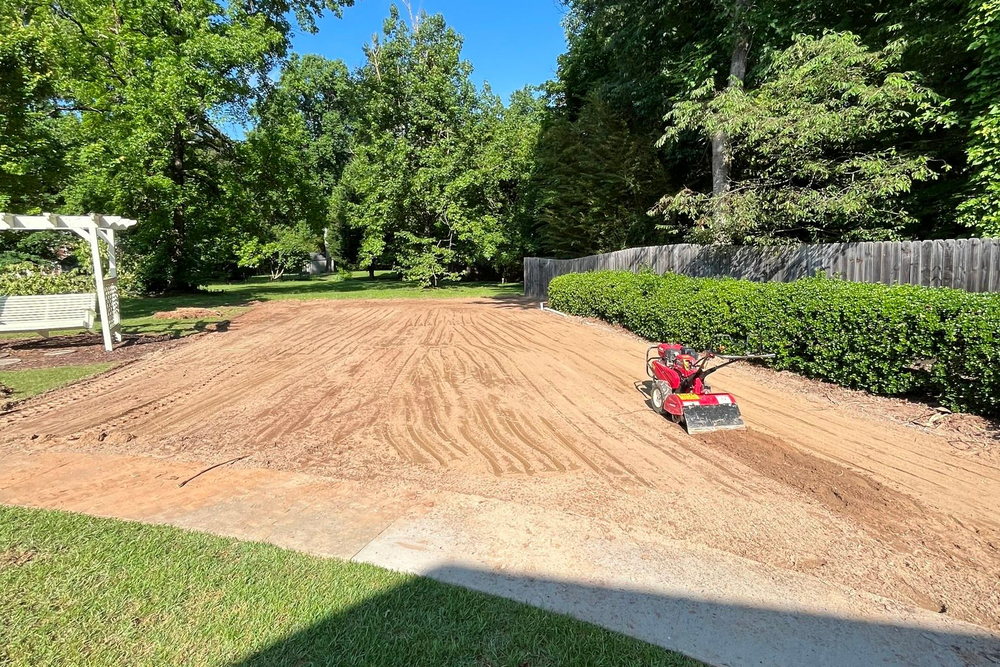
[548,270,1000,417]
[3,0,1000,294]
[1,2,541,291]
[1,0,355,292]
[0,230,76,269]
[235,224,316,281]
[333,9,542,285]
[540,0,998,253]
[654,33,954,245]
[960,0,1000,234]
[0,261,93,296]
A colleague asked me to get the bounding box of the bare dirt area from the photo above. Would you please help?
[2,297,998,631]
[734,363,1000,459]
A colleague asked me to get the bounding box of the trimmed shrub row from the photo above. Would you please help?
[548,270,1000,418]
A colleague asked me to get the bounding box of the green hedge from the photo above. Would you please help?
[548,270,1000,418]
[0,262,95,296]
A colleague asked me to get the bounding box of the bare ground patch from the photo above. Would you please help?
[0,548,37,571]
[2,298,997,630]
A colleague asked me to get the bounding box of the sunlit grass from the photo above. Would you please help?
[0,363,114,400]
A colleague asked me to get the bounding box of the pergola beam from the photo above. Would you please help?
[0,212,138,231]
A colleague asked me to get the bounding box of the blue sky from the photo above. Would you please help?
[291,1,569,102]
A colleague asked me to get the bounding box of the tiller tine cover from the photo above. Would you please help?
[682,403,746,435]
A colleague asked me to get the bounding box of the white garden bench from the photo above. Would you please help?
[0,293,97,336]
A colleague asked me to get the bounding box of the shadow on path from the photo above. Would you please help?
[231,566,1000,667]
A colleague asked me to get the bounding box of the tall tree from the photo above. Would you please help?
[243,55,353,264]
[544,0,982,249]
[336,6,532,286]
[960,0,1000,234]
[473,87,547,280]
[254,55,354,194]
[19,0,353,290]
[534,94,673,256]
[711,0,751,225]
[652,32,954,244]
[0,2,70,214]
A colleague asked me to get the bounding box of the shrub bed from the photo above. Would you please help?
[0,262,94,296]
[548,270,1000,418]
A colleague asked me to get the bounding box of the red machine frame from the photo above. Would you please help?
[645,343,774,434]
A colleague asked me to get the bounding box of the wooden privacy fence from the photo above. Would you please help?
[523,238,1000,300]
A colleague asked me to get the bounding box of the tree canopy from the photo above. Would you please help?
[334,8,539,285]
[961,0,1000,235]
[1,0,997,289]
[653,32,954,244]
[537,0,994,254]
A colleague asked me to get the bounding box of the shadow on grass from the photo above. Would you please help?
[229,565,1000,667]
[485,293,541,310]
[122,318,230,337]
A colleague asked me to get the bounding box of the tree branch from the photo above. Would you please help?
[51,1,128,85]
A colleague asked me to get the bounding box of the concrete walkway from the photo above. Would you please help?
[2,450,998,667]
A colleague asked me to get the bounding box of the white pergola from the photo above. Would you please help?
[0,213,138,351]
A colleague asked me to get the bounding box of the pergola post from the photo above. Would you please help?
[94,220,122,351]
[87,225,114,351]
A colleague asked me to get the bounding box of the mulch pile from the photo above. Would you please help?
[0,333,180,371]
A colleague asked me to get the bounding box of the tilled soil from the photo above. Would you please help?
[2,298,998,630]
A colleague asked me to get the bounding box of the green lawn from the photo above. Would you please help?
[0,506,699,667]
[0,363,114,400]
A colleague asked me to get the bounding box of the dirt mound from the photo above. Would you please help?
[152,307,222,320]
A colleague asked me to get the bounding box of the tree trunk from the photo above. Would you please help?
[711,131,730,199]
[170,124,190,290]
[710,0,751,242]
[368,267,375,279]
[323,227,332,272]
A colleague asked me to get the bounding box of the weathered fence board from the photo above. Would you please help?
[523,239,1000,299]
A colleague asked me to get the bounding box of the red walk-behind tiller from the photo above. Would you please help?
[646,343,775,434]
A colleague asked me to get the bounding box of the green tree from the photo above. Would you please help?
[960,0,1000,234]
[244,54,353,262]
[0,2,71,213]
[20,0,353,291]
[653,32,954,244]
[235,223,316,281]
[472,87,546,280]
[545,0,982,248]
[253,55,354,193]
[534,94,674,257]
[336,6,532,286]
[0,8,78,269]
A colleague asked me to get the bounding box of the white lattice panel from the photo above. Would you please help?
[103,277,122,337]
